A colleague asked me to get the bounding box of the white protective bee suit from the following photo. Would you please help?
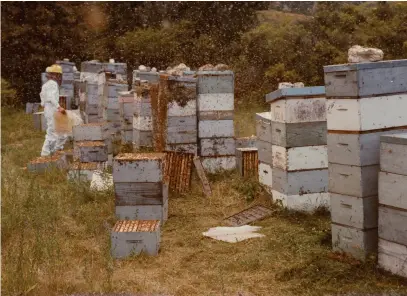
[40,79,67,156]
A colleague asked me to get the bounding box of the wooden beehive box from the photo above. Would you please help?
[111,220,160,258]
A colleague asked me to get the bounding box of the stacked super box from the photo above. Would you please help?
[256,112,273,193]
[133,81,154,149]
[103,60,127,81]
[265,86,328,212]
[197,70,235,172]
[56,59,75,110]
[113,153,168,224]
[102,79,128,137]
[324,59,407,260]
[70,122,111,178]
[163,75,198,154]
[132,69,159,87]
[119,91,135,144]
[378,133,407,278]
[80,61,105,123]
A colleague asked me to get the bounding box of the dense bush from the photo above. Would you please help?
[1,2,406,106]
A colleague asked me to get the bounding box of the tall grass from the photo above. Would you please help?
[2,108,407,296]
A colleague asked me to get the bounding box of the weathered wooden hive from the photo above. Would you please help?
[102,79,128,136]
[111,220,161,258]
[255,112,273,193]
[324,59,407,260]
[118,91,135,144]
[378,133,407,278]
[196,70,235,172]
[56,59,75,110]
[112,153,168,224]
[133,81,155,149]
[265,86,328,212]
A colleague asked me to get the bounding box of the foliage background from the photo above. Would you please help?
[1,1,407,106]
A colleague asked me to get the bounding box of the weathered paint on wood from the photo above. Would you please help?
[256,140,273,164]
[235,136,257,148]
[201,156,236,173]
[378,205,407,246]
[193,156,212,196]
[111,221,160,258]
[380,132,407,146]
[167,99,197,117]
[272,168,328,196]
[133,129,153,147]
[198,111,234,120]
[328,129,407,166]
[113,154,165,183]
[26,102,41,114]
[115,201,168,224]
[324,60,407,98]
[115,182,167,205]
[133,115,153,131]
[380,142,407,175]
[165,143,198,155]
[197,93,234,111]
[272,121,327,147]
[200,138,235,156]
[256,112,272,143]
[164,152,194,193]
[331,223,378,260]
[121,130,133,144]
[74,143,108,163]
[270,97,326,123]
[73,123,109,141]
[327,94,407,131]
[197,72,234,94]
[166,116,197,132]
[330,193,378,229]
[166,131,197,144]
[198,120,234,138]
[329,163,379,197]
[107,96,120,109]
[378,238,407,278]
[259,162,272,190]
[379,172,407,210]
[272,190,330,212]
[272,145,328,171]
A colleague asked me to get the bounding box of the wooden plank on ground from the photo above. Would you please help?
[193,156,212,197]
[223,205,273,226]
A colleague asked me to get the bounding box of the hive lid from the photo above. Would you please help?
[114,153,166,161]
[380,132,407,145]
[265,86,325,103]
[323,59,407,73]
[113,220,160,232]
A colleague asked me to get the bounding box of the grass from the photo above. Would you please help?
[2,107,407,296]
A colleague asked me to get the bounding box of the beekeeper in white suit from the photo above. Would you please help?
[40,64,67,156]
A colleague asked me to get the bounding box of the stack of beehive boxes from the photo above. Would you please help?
[112,153,168,224]
[69,122,111,180]
[56,59,75,110]
[119,91,135,144]
[256,112,273,192]
[103,59,127,81]
[324,59,407,259]
[162,75,198,154]
[196,70,235,172]
[132,69,159,87]
[378,133,407,277]
[102,79,128,137]
[133,81,155,149]
[265,86,328,212]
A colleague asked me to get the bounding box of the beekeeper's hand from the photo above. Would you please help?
[58,107,66,114]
